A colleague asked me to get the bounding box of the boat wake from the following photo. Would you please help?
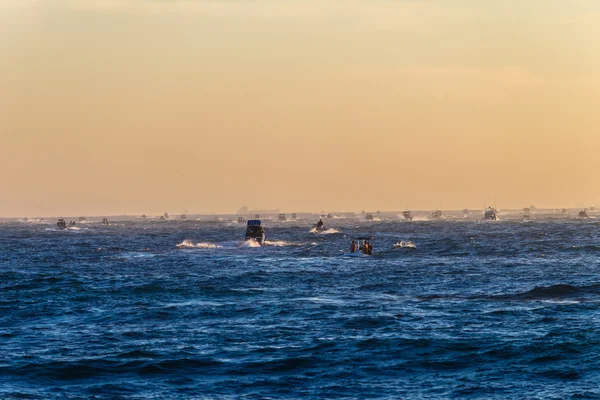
[309,228,340,234]
[177,240,222,249]
[393,241,417,249]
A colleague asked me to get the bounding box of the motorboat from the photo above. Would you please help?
[523,208,531,219]
[278,213,287,222]
[483,207,498,221]
[347,236,374,256]
[56,219,67,229]
[79,217,87,222]
[431,210,442,219]
[237,216,246,223]
[402,211,413,221]
[578,210,590,219]
[245,220,266,244]
[462,209,469,215]
[327,213,333,219]
[102,218,110,226]
[180,214,187,220]
[314,219,326,232]
[365,213,374,221]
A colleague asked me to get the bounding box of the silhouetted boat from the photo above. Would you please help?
[245,220,265,244]
[483,207,498,221]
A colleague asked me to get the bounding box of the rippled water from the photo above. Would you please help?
[2,216,600,398]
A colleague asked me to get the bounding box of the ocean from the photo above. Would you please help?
[2,212,600,399]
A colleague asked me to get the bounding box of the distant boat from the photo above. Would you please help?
[327,213,334,219]
[180,214,187,220]
[56,219,67,229]
[365,213,374,221]
[245,220,265,244]
[237,216,246,223]
[79,217,87,222]
[578,210,590,219]
[102,218,110,226]
[483,207,498,221]
[523,208,531,219]
[291,213,297,220]
[431,210,442,219]
[278,213,287,222]
[402,211,413,221]
[462,209,469,215]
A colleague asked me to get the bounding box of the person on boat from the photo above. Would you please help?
[367,242,373,255]
[350,241,356,253]
[316,219,324,230]
[363,241,369,255]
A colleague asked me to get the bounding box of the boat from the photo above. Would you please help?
[347,236,374,256]
[79,217,87,222]
[180,214,187,220]
[102,218,110,226]
[278,213,287,222]
[462,209,469,214]
[314,219,326,232]
[402,211,413,221]
[69,220,77,227]
[244,220,265,244]
[578,210,590,219]
[365,213,374,221]
[431,210,442,219]
[523,207,531,219]
[237,216,246,224]
[483,207,498,221]
[327,213,333,219]
[291,213,297,220]
[56,219,67,229]
[561,208,567,214]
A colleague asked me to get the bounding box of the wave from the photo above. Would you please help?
[176,240,222,249]
[492,283,600,301]
[393,241,417,249]
[240,239,261,248]
[309,228,340,234]
[263,240,294,247]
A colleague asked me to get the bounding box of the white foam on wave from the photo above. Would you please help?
[177,240,222,249]
[393,241,417,249]
[240,239,262,248]
[309,228,340,234]
[263,240,293,247]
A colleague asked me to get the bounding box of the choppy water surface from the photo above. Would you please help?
[2,215,600,398]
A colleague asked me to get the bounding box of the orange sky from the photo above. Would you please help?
[1,1,599,217]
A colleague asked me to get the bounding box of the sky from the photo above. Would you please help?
[1,0,599,217]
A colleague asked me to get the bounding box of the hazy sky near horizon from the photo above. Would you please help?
[1,0,599,217]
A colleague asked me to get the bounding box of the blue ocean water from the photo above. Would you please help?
[2,214,600,399]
